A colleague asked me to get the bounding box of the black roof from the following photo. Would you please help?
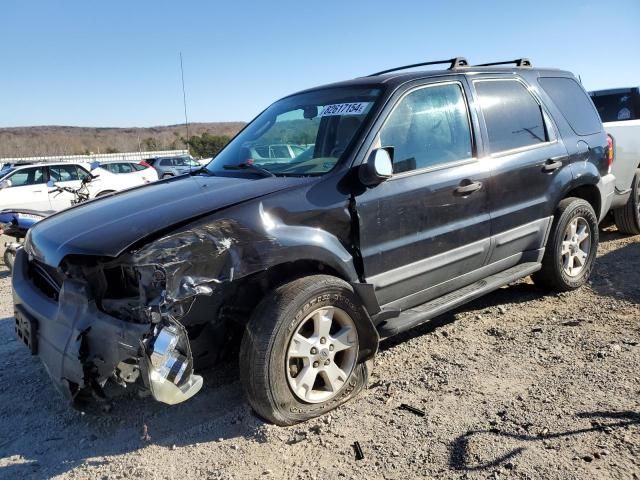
[290,61,572,98]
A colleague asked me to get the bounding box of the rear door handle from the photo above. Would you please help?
[542,157,563,172]
[454,180,482,195]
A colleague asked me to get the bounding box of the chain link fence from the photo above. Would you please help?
[0,150,189,166]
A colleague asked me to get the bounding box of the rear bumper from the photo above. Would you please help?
[12,248,148,401]
[597,173,616,221]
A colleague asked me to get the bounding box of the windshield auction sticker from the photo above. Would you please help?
[319,102,370,117]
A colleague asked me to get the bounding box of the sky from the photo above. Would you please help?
[1,0,639,128]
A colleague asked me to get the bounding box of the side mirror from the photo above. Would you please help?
[47,180,55,188]
[0,179,11,189]
[359,148,393,186]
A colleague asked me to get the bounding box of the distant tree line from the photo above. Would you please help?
[0,123,244,159]
[69,133,232,158]
[185,133,231,158]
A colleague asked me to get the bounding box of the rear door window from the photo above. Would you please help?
[475,79,548,154]
[116,163,134,173]
[77,166,90,178]
[49,164,81,182]
[539,77,602,135]
[270,146,291,158]
[253,146,269,158]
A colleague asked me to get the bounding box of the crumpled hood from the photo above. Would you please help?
[27,175,306,267]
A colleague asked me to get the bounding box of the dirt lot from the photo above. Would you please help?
[0,229,639,480]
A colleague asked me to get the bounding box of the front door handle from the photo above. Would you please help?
[542,157,563,172]
[454,180,482,196]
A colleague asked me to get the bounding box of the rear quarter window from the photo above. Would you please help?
[538,77,602,135]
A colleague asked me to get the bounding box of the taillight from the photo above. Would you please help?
[139,160,151,168]
[606,134,614,173]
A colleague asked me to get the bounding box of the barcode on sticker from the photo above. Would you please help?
[319,102,370,117]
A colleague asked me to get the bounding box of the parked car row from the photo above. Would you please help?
[0,161,156,211]
[8,57,636,427]
[0,155,207,212]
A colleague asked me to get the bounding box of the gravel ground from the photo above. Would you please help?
[0,229,639,480]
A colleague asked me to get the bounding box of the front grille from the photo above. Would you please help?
[28,260,62,301]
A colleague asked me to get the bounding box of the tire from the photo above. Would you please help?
[3,248,15,272]
[240,275,370,426]
[532,197,598,291]
[613,169,640,235]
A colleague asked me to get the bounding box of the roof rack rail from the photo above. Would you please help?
[368,57,469,76]
[475,58,532,68]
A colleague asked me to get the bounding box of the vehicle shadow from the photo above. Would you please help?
[380,281,544,352]
[448,410,640,471]
[0,314,269,480]
[589,231,640,303]
[381,230,639,351]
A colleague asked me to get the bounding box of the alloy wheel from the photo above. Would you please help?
[561,216,591,277]
[285,306,358,404]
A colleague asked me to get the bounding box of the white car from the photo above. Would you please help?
[96,160,159,184]
[0,162,140,212]
[590,87,640,233]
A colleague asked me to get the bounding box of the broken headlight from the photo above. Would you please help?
[150,325,189,384]
[145,321,203,405]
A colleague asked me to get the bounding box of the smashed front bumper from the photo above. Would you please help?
[12,248,202,407]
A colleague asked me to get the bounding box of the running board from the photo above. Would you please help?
[377,262,541,338]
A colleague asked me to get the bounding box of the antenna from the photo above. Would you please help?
[180,52,190,144]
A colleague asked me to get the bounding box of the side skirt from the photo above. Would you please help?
[377,261,541,338]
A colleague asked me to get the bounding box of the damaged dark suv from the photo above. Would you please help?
[13,58,614,425]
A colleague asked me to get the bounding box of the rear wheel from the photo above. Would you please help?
[532,197,598,291]
[613,169,640,235]
[240,275,369,426]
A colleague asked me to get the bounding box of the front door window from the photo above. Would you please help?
[378,83,473,174]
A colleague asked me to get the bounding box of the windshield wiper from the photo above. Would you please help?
[190,166,214,176]
[223,162,276,178]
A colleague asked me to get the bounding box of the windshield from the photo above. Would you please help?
[206,86,382,177]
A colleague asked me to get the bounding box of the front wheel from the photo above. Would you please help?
[532,197,598,291]
[240,275,370,426]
